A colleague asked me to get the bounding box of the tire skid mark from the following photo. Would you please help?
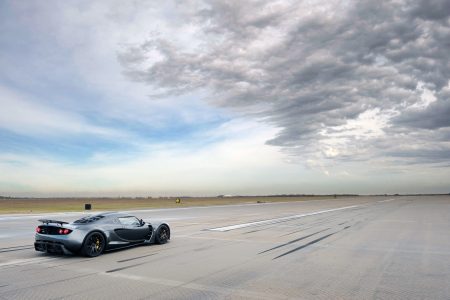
[259,228,331,254]
[105,262,143,273]
[283,212,342,228]
[243,211,343,235]
[280,214,351,237]
[280,218,337,236]
[117,252,158,263]
[193,245,214,252]
[246,209,355,236]
[242,224,282,234]
[273,232,337,259]
[280,225,316,237]
[0,272,97,294]
[20,258,93,272]
[285,208,364,230]
[0,245,31,251]
[273,226,352,259]
[0,246,34,253]
[250,203,369,237]
[0,257,59,269]
[175,234,273,244]
[103,272,285,300]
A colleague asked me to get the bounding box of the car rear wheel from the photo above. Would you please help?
[155,225,170,244]
[81,232,105,257]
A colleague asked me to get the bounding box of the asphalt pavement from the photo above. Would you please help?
[0,196,449,299]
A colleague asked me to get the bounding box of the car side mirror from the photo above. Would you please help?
[140,219,144,226]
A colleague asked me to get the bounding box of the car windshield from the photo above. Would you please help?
[118,216,141,226]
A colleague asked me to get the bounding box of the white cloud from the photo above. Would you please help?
[410,81,437,110]
[0,85,131,139]
[0,119,292,196]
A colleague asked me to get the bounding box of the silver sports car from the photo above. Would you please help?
[34,212,170,257]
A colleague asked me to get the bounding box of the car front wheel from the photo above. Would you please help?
[155,226,170,244]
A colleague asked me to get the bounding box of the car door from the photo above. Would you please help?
[115,216,151,242]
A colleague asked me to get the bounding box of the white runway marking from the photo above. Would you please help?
[377,198,396,203]
[207,205,361,232]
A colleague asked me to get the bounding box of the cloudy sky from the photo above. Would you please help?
[1,0,450,197]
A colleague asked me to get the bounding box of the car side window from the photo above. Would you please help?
[118,216,140,226]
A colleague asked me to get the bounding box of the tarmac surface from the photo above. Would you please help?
[0,196,449,299]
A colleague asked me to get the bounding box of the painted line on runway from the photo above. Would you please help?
[377,198,396,203]
[207,205,361,232]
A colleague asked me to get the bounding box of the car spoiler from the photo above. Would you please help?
[38,219,69,225]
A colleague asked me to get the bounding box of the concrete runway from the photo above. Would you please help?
[0,196,449,299]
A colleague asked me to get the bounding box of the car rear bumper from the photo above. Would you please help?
[34,240,74,255]
[35,232,84,254]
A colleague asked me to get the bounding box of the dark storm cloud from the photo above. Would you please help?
[119,0,450,165]
[411,0,450,21]
[395,100,450,129]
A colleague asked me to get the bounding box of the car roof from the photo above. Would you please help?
[72,212,137,224]
[91,212,134,218]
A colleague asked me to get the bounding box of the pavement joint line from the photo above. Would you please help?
[207,204,361,232]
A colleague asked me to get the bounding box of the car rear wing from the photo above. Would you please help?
[38,219,69,225]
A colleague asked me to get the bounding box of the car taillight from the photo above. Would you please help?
[36,227,41,233]
[58,228,72,235]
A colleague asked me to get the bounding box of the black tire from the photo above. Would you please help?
[155,225,170,244]
[81,232,105,257]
